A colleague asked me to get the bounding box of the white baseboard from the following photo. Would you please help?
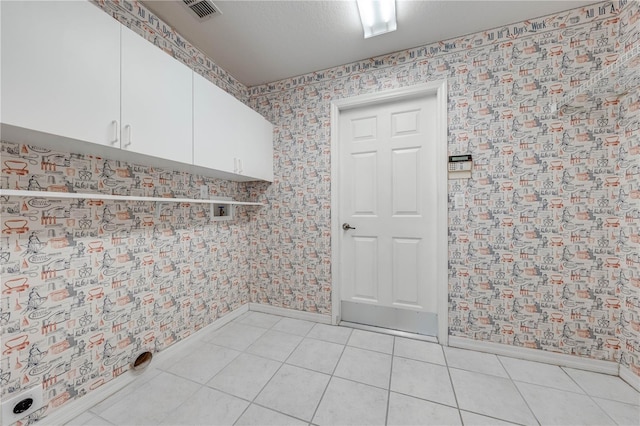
[448,336,619,376]
[38,367,141,426]
[619,364,640,392]
[39,304,249,426]
[249,303,332,324]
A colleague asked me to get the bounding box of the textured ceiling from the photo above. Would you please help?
[141,0,599,86]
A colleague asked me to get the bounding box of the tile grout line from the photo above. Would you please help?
[384,336,396,426]
[158,356,267,420]
[495,355,604,396]
[308,325,354,424]
[231,314,313,425]
[86,368,164,418]
[331,334,395,391]
[158,379,204,425]
[90,361,169,408]
[495,355,541,426]
[237,318,352,425]
[575,395,622,426]
[395,352,455,369]
[96,368,205,424]
[247,401,313,425]
[560,366,626,425]
[325,374,396,394]
[166,313,293,425]
[565,372,640,407]
[458,409,529,426]
[222,324,350,380]
[560,365,597,395]
[441,346,464,425]
[89,412,116,425]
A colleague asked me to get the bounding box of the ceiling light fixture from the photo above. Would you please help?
[356,0,397,39]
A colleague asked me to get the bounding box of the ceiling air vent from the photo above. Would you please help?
[182,0,221,21]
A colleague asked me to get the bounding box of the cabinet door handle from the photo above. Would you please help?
[111,120,119,146]
[123,125,132,148]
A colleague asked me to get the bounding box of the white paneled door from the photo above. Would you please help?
[339,94,439,336]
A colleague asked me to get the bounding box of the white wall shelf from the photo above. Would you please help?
[0,189,263,206]
[0,189,264,220]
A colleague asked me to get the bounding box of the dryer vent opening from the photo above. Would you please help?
[131,351,153,371]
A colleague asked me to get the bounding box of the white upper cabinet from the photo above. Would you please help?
[2,1,271,181]
[1,0,120,147]
[120,26,193,165]
[193,73,273,181]
[193,72,243,175]
[238,106,274,182]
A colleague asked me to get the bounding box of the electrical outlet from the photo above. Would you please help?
[200,184,208,199]
[1,385,44,424]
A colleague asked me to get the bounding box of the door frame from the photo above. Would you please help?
[330,80,449,345]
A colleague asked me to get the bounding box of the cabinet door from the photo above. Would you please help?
[1,1,120,146]
[192,73,242,174]
[240,111,274,182]
[121,26,193,164]
[193,73,273,181]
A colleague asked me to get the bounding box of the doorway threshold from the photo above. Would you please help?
[339,321,439,344]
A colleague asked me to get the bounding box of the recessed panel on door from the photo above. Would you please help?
[392,148,421,216]
[392,238,422,307]
[391,109,420,137]
[353,236,378,301]
[352,152,377,216]
[351,116,377,141]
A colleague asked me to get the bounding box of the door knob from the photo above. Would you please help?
[342,223,356,230]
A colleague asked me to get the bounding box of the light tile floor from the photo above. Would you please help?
[68,312,640,426]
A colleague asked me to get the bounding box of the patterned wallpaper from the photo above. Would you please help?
[0,142,258,422]
[1,0,639,423]
[618,54,640,377]
[93,0,248,103]
[247,0,640,377]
